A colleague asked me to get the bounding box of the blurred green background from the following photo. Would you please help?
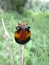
[0,0,49,65]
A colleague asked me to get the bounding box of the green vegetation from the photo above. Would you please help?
[0,10,49,65]
[0,0,27,13]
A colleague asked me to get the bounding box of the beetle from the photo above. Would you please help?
[14,22,31,45]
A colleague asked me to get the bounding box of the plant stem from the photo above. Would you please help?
[2,18,15,65]
[19,45,24,65]
[7,40,15,65]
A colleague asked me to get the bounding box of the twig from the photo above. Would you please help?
[7,40,15,65]
[2,18,15,65]
[22,45,24,65]
[19,45,24,65]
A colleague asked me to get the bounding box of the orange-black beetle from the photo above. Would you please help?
[14,22,31,45]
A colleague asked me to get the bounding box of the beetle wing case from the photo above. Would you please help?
[14,22,31,45]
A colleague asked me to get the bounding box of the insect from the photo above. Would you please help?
[14,22,31,45]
